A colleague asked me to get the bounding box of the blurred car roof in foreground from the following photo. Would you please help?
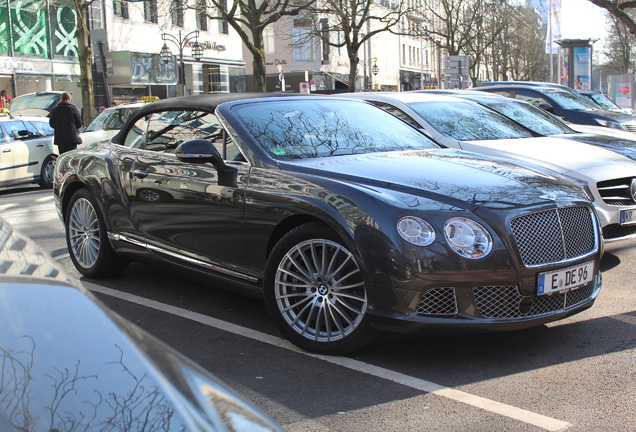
[0,217,286,432]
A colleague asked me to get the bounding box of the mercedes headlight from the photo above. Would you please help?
[594,119,628,131]
[444,217,492,259]
[562,174,594,202]
[397,216,436,246]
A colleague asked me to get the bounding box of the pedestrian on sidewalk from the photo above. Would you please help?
[49,92,83,154]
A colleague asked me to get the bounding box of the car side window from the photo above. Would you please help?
[22,121,42,138]
[487,90,512,97]
[514,91,546,107]
[145,110,239,159]
[370,102,421,127]
[32,121,54,136]
[1,120,29,141]
[124,116,148,148]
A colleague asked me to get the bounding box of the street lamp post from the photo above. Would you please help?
[159,30,204,97]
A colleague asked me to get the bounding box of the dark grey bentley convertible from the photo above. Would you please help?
[54,94,603,354]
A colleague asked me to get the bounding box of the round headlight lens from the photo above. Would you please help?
[444,217,492,259]
[397,216,436,246]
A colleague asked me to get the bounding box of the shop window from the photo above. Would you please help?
[113,0,129,19]
[0,3,9,54]
[11,0,49,59]
[50,1,79,59]
[228,67,245,93]
[144,0,158,23]
[205,65,227,93]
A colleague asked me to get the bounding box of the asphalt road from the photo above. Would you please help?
[2,186,635,432]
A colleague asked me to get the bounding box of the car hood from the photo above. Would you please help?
[586,109,636,122]
[0,219,285,432]
[288,148,588,211]
[554,132,636,161]
[462,136,636,180]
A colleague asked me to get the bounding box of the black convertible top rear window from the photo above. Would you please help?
[231,99,439,160]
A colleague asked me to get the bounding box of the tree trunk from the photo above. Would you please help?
[76,10,94,127]
[252,51,268,92]
[348,52,359,92]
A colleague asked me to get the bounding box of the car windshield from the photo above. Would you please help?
[588,93,620,110]
[482,100,575,136]
[407,100,536,140]
[9,94,59,113]
[232,99,439,160]
[544,90,598,110]
[85,107,136,131]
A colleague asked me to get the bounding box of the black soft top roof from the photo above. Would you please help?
[112,92,301,143]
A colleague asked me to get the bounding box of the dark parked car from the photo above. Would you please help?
[577,90,636,116]
[54,94,603,354]
[476,84,636,133]
[0,217,286,432]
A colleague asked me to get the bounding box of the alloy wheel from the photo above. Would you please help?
[274,239,367,342]
[68,198,101,268]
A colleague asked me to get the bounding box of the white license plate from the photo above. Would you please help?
[620,209,636,225]
[537,261,595,295]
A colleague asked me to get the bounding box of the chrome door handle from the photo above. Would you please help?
[132,170,149,179]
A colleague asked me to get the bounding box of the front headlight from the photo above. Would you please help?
[397,216,436,246]
[594,119,629,131]
[444,217,492,259]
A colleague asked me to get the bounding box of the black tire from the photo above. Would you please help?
[39,155,56,189]
[264,222,371,355]
[65,189,128,278]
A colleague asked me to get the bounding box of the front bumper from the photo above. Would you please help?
[364,271,602,334]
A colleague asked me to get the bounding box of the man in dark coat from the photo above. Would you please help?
[49,92,83,154]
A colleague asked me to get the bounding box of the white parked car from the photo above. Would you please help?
[0,113,58,189]
[80,102,145,148]
[341,92,636,242]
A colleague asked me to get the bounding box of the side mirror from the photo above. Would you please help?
[538,103,555,114]
[176,139,226,173]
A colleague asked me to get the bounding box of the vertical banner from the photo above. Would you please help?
[573,46,592,90]
[545,0,562,55]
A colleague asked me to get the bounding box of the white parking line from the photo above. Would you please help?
[85,282,572,432]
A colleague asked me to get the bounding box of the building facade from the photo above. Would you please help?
[0,0,82,108]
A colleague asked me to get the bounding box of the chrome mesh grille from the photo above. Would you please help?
[510,207,595,267]
[416,287,457,315]
[473,284,595,319]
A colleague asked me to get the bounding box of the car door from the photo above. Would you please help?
[123,109,252,276]
[0,120,52,183]
[0,124,15,183]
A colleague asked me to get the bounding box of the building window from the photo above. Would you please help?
[320,18,329,64]
[293,19,312,61]
[196,1,207,31]
[264,25,275,54]
[218,0,228,34]
[144,0,158,23]
[171,0,183,27]
[113,0,129,19]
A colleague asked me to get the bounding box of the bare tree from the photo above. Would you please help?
[190,0,318,91]
[311,0,409,92]
[67,0,95,126]
[587,0,636,37]
[603,13,636,74]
